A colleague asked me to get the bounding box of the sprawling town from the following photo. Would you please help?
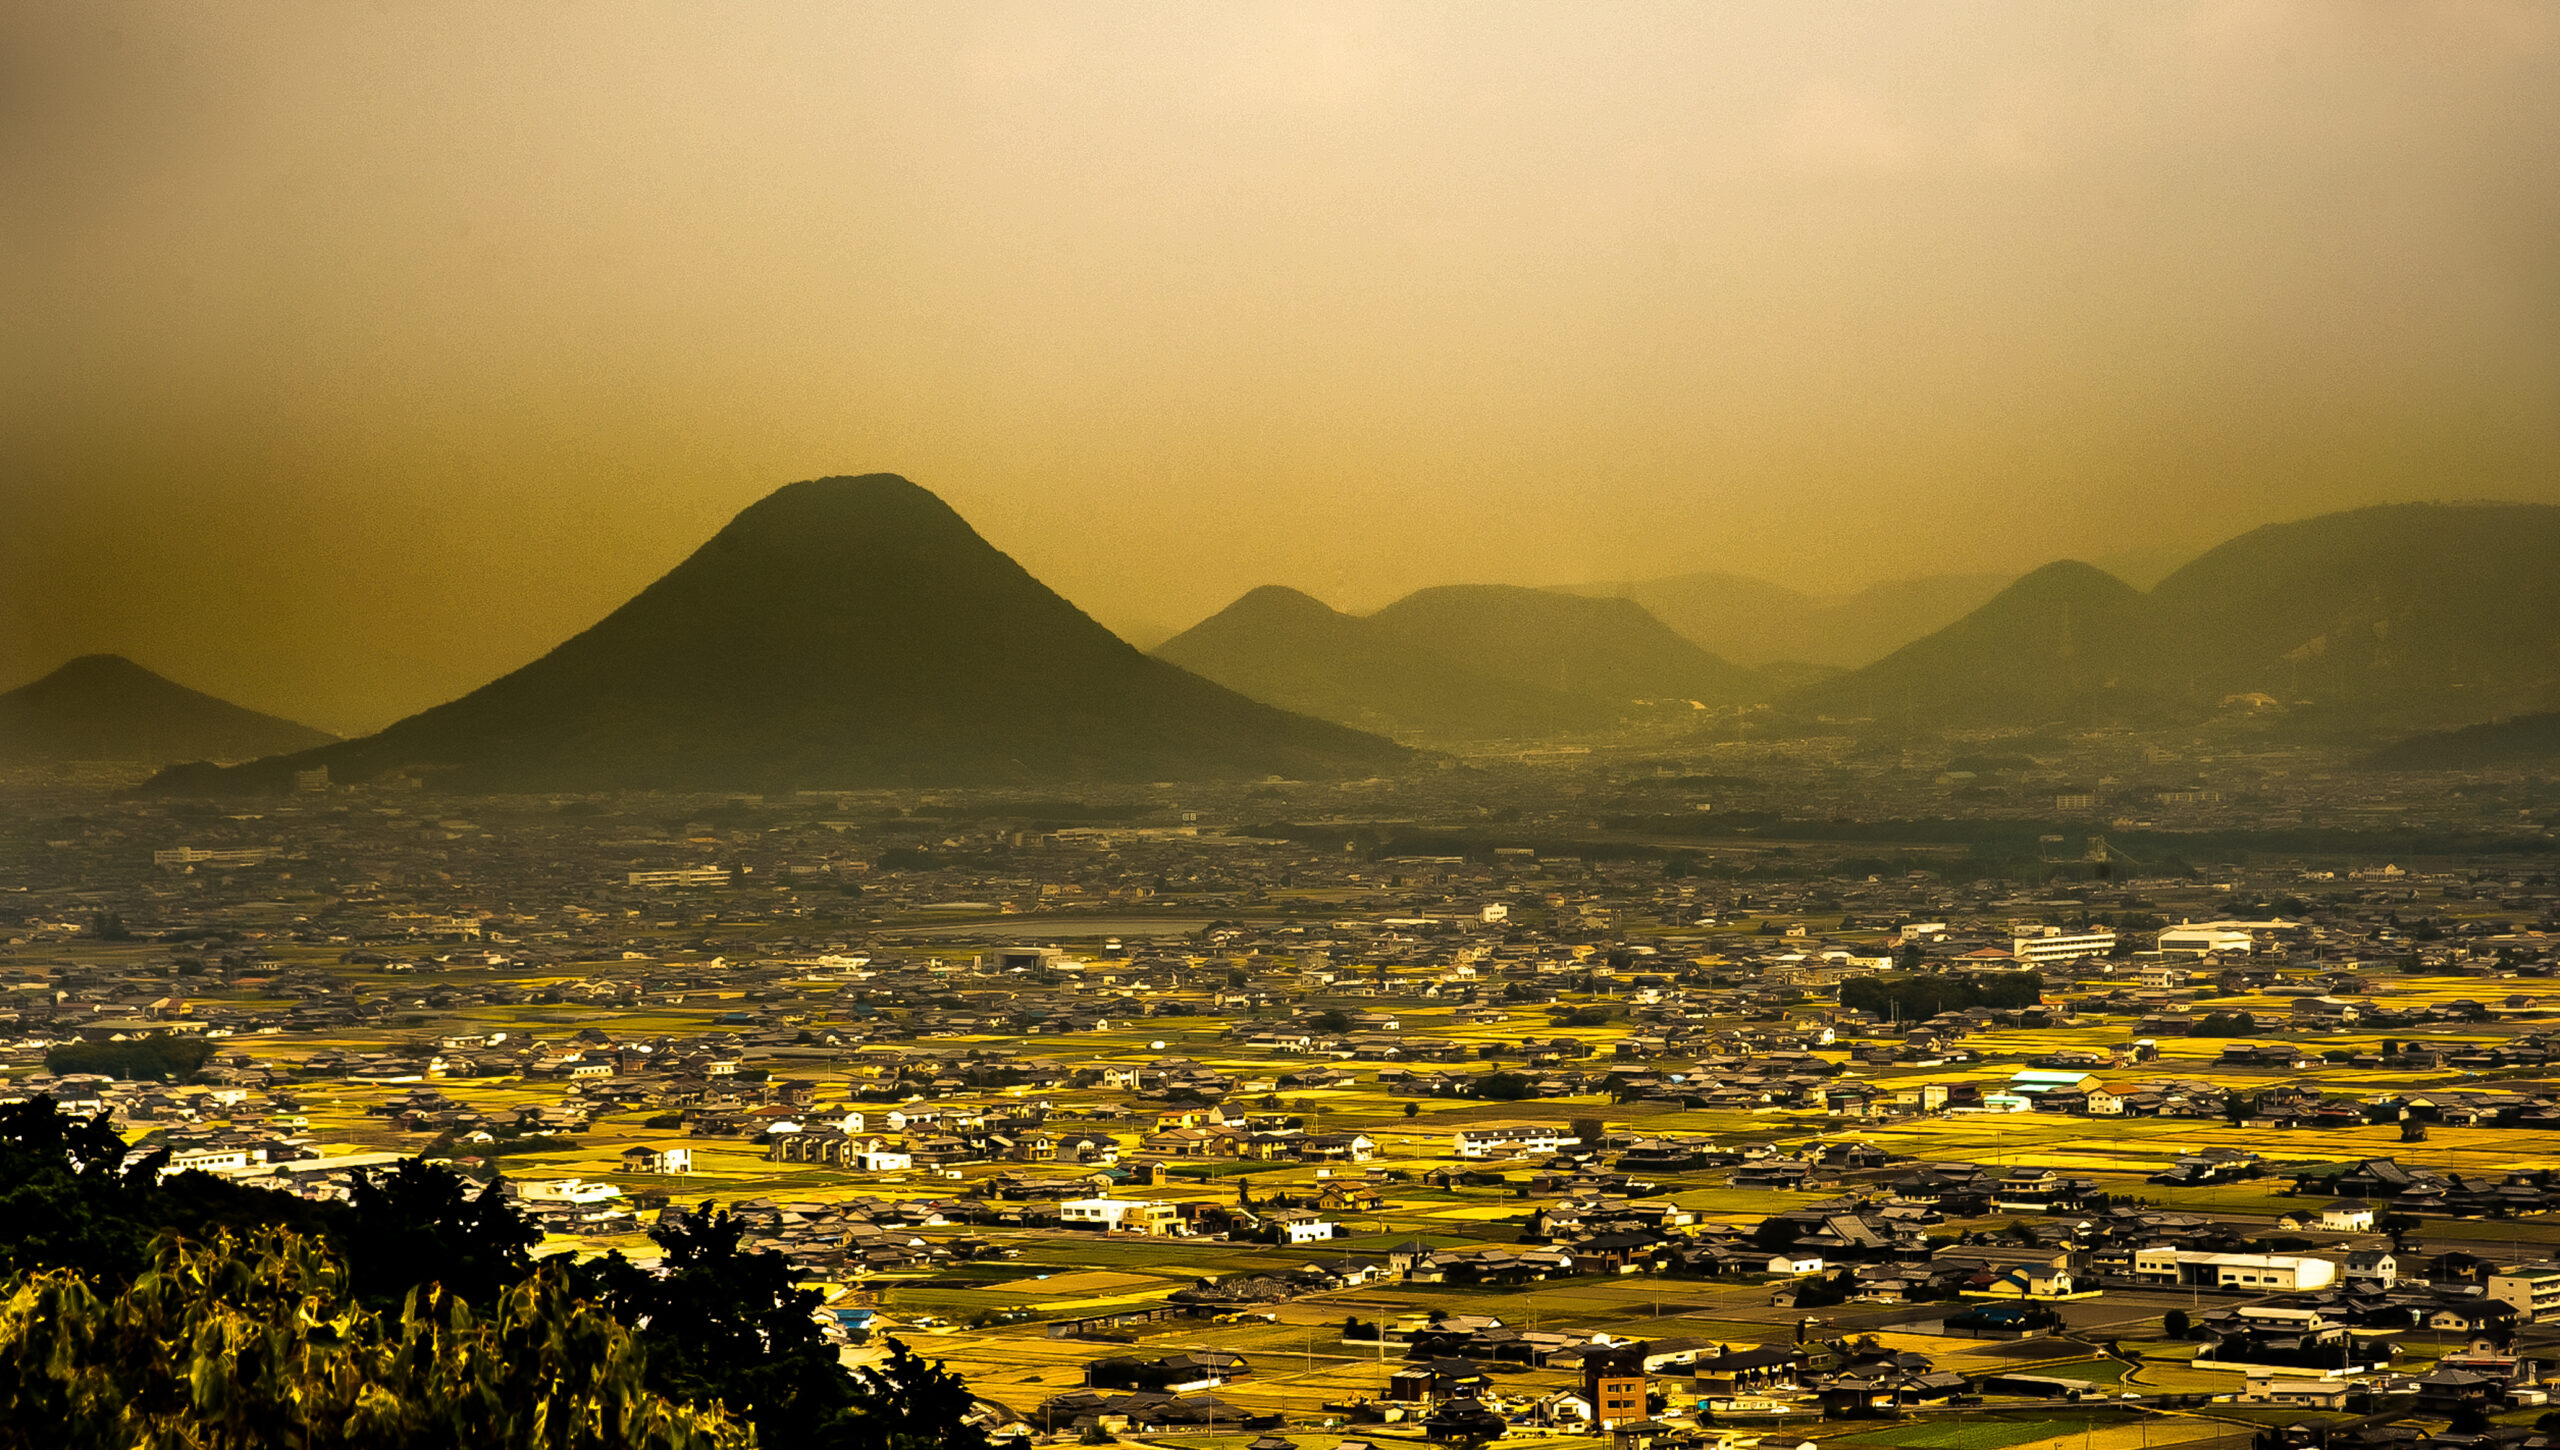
[8,730,2560,1450]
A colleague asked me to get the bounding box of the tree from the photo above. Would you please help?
[43,1034,215,1082]
[344,1158,540,1309]
[0,1094,335,1286]
[0,1227,748,1450]
[1403,1101,1421,1119]
[0,1098,994,1449]
[1839,971,2039,1020]
[834,1337,990,1450]
[590,1202,990,1450]
[1793,1269,1853,1309]
[2162,1308,2191,1339]
[2377,1213,2421,1252]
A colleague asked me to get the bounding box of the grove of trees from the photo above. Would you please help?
[1837,969,2041,1020]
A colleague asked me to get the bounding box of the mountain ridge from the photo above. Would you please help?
[1785,502,2560,730]
[1156,582,1761,743]
[2366,712,2560,771]
[1554,570,2018,669]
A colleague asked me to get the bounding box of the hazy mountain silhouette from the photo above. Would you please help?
[1787,503,2560,730]
[1785,562,2160,725]
[1369,586,1763,702]
[1157,586,1617,740]
[2143,502,2560,720]
[1157,583,1762,742]
[0,655,336,765]
[1557,571,2016,668]
[2366,713,2560,771]
[148,475,1407,792]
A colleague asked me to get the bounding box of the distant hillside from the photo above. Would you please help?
[1369,586,1764,704]
[1558,571,2015,668]
[1786,503,2560,731]
[1153,586,1605,740]
[148,475,1408,793]
[2144,502,2560,719]
[1785,562,2163,725]
[2367,713,2560,771]
[0,655,335,766]
[1157,583,1763,743]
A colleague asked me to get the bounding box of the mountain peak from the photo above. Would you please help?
[1,655,335,766]
[29,653,160,687]
[1222,585,1345,622]
[150,475,1406,792]
[721,472,961,536]
[2001,559,2139,601]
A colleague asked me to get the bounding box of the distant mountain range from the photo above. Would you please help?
[1554,571,2017,669]
[1162,500,2560,744]
[1789,503,2560,730]
[2368,713,2560,771]
[148,475,1407,792]
[92,494,2560,786]
[0,655,335,767]
[1156,583,1763,743]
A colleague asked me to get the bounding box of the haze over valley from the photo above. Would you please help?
[10,7,2560,1449]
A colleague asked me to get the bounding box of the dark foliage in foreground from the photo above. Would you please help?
[0,1095,988,1450]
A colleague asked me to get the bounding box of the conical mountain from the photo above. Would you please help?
[1784,561,2161,725]
[149,475,1407,792]
[0,655,335,766]
[1157,586,1614,740]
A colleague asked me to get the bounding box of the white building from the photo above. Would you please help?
[168,1146,255,1173]
[154,846,273,868]
[519,1179,624,1206]
[2133,1249,2336,1291]
[1266,1210,1339,1244]
[1453,1125,1576,1159]
[1059,1198,1181,1235]
[2159,923,2257,956]
[2011,927,2118,964]
[620,1145,692,1175]
[626,867,730,889]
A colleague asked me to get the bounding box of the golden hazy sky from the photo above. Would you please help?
[6,1,2557,734]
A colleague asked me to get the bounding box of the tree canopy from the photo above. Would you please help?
[0,1094,990,1449]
